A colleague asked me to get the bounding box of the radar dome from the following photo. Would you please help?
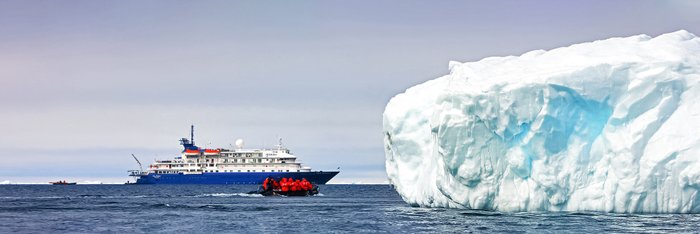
[234,139,244,149]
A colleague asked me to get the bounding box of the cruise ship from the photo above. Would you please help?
[128,126,339,184]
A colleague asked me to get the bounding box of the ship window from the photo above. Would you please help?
[216,170,219,172]
[297,170,300,172]
[247,170,250,172]
[238,170,241,172]
[286,170,289,172]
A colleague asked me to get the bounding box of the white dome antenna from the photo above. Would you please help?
[235,139,244,149]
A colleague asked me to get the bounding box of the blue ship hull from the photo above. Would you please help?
[133,171,339,185]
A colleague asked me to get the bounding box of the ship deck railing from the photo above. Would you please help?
[128,170,148,176]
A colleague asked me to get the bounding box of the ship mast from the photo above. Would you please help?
[191,124,195,145]
[277,137,283,150]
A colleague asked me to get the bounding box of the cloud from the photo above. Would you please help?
[0,0,699,182]
[0,105,382,149]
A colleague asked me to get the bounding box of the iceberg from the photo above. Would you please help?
[383,30,700,213]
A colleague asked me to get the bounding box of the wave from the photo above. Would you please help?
[0,193,267,200]
[0,195,151,200]
[76,194,150,199]
[194,193,263,198]
[0,196,66,200]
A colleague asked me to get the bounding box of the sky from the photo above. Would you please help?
[1,0,699,184]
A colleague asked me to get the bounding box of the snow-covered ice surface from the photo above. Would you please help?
[383,30,700,213]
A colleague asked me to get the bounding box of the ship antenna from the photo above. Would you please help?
[131,154,144,172]
[191,125,195,145]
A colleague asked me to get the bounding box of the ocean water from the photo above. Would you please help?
[0,185,698,233]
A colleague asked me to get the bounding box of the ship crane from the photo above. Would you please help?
[128,154,146,177]
[132,154,144,171]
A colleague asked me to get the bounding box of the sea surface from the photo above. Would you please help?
[0,184,698,233]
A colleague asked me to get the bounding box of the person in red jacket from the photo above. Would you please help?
[280,178,289,192]
[262,177,270,191]
[273,178,280,190]
[298,178,305,191]
[290,179,298,192]
[301,178,311,191]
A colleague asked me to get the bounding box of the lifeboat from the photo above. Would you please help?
[184,149,200,156]
[50,181,77,185]
[254,186,319,196]
[251,178,320,196]
[203,149,221,155]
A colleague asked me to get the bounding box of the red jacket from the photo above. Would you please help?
[281,179,289,192]
[300,179,311,190]
[290,181,298,191]
[262,178,270,190]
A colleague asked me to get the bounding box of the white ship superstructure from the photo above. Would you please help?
[148,142,312,175]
